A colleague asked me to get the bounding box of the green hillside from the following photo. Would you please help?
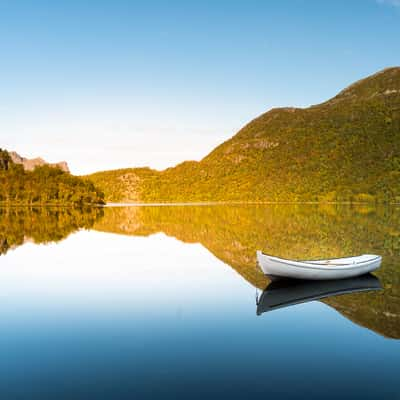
[0,149,105,206]
[88,67,400,203]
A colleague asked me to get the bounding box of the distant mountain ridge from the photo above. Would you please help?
[9,151,69,172]
[89,66,400,203]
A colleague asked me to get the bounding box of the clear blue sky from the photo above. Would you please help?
[1,0,399,174]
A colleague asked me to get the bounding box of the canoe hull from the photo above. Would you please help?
[256,251,381,280]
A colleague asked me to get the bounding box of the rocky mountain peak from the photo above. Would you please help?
[9,151,70,172]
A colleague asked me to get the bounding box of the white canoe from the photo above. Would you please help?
[256,251,381,280]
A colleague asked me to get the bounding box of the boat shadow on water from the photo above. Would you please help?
[256,274,382,315]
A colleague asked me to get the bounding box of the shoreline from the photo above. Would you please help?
[105,201,400,207]
[0,201,399,208]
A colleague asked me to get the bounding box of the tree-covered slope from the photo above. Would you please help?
[88,67,400,203]
[0,149,104,205]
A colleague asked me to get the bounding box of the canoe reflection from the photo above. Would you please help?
[256,274,381,315]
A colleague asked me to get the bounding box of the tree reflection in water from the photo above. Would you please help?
[94,204,400,339]
[0,206,104,256]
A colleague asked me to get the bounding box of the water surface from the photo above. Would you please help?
[0,205,399,399]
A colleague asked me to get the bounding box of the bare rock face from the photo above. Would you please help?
[9,151,70,173]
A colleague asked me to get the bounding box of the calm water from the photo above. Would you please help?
[0,205,399,399]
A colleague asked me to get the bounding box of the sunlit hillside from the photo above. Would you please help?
[88,67,400,203]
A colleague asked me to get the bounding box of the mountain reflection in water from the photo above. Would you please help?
[0,207,103,256]
[94,204,400,339]
[0,204,399,339]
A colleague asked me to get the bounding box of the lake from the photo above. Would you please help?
[0,205,399,399]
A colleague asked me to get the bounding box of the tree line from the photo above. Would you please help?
[0,148,104,205]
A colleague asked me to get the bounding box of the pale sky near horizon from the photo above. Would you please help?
[1,0,400,175]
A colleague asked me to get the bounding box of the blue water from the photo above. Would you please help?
[0,209,399,399]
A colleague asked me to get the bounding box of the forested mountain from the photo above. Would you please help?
[88,67,400,203]
[0,149,104,205]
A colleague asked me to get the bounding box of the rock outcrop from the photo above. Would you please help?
[9,151,69,172]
